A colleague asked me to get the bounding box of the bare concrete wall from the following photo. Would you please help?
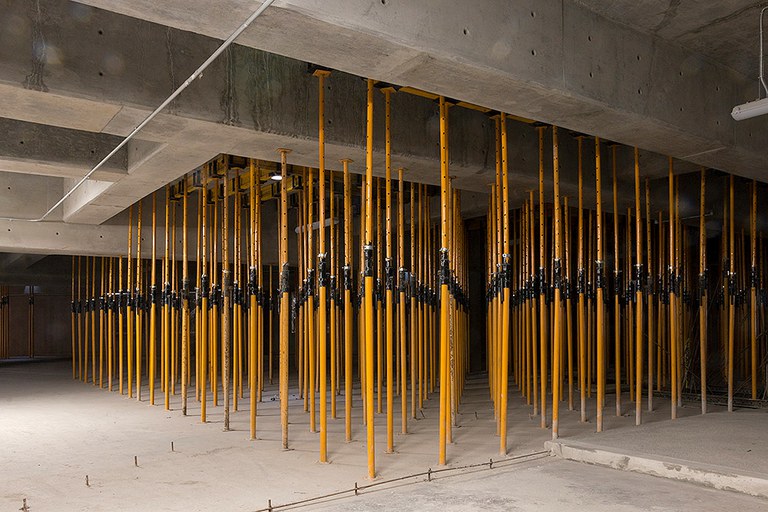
[4,285,71,358]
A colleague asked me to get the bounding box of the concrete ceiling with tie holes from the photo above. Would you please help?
[0,0,765,282]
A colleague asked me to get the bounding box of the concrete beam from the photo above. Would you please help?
[0,118,126,181]
[71,0,766,181]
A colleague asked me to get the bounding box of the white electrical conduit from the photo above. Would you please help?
[1,0,276,222]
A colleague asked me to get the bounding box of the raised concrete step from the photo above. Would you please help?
[546,439,768,499]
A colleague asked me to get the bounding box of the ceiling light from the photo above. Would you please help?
[269,171,283,181]
[731,97,768,120]
[732,7,768,121]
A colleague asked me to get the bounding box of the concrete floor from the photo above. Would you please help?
[1,359,766,511]
[315,458,768,512]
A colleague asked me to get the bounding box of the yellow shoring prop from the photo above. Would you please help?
[398,167,407,434]
[277,148,291,448]
[223,168,232,431]
[384,88,395,453]
[149,191,158,405]
[668,158,678,420]
[595,137,605,432]
[611,146,621,417]
[633,148,643,425]
[163,185,171,409]
[727,174,735,412]
[342,158,354,442]
[200,166,209,422]
[72,256,77,378]
[363,79,376,479]
[181,181,190,416]
[646,179,654,412]
[315,67,330,462]
[551,126,563,439]
[537,126,548,429]
[249,159,259,437]
[499,113,511,453]
[135,200,143,401]
[438,96,450,465]
[307,165,317,432]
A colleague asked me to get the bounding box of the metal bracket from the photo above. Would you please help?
[280,263,290,295]
[361,244,373,278]
[439,248,450,285]
[318,253,328,288]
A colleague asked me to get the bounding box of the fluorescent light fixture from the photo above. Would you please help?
[732,7,768,121]
[269,171,283,181]
[731,97,768,120]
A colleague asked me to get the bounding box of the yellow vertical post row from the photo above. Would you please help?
[537,126,548,429]
[315,68,330,463]
[98,258,103,387]
[658,210,664,392]
[91,256,97,385]
[668,158,678,420]
[181,182,190,416]
[522,201,530,406]
[377,179,383,415]
[164,185,171,410]
[750,180,757,400]
[363,79,376,479]
[595,137,605,433]
[384,88,395,453]
[398,167,407,434]
[268,268,273,386]
[171,199,178,398]
[418,184,424,412]
[72,257,77,378]
[307,165,316,433]
[495,131,502,419]
[108,257,114,391]
[611,146,621,417]
[728,175,735,412]
[499,113,511,452]
[438,96,450,465]
[149,191,158,405]
[195,190,201,398]
[118,250,124,395]
[277,148,291,448]
[249,159,258,438]
[232,179,239,412]
[78,257,83,381]
[645,179,654,413]
[256,171,264,404]
[330,170,337,420]
[699,169,707,415]
[136,200,143,401]
[212,180,220,408]
[200,167,209,422]
[675,181,682,409]
[360,175,366,422]
[342,158,353,442]
[530,191,539,417]
[634,147,643,426]
[223,169,231,431]
[298,173,305,407]
[551,126,563,439]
